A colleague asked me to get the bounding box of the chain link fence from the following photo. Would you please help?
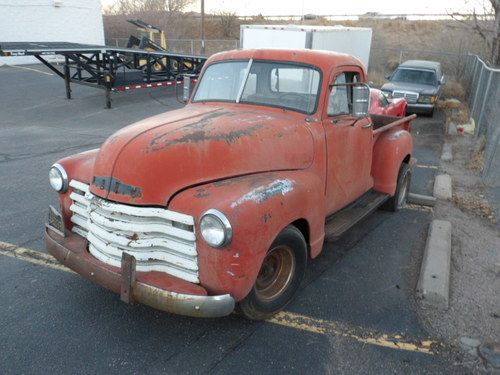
[462,55,500,186]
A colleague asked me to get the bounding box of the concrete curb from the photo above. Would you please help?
[417,220,452,309]
[408,193,437,207]
[441,143,453,162]
[433,174,452,200]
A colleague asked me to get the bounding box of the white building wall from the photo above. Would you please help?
[0,0,104,65]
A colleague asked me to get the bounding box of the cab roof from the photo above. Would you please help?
[207,48,365,73]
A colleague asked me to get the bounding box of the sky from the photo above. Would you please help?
[102,0,490,16]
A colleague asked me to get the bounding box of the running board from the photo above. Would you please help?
[325,191,389,240]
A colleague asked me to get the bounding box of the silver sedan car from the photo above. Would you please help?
[381,60,444,116]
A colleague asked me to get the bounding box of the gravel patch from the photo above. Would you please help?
[416,134,500,372]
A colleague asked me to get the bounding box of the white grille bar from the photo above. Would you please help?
[68,179,199,283]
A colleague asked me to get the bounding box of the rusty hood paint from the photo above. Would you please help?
[91,104,314,205]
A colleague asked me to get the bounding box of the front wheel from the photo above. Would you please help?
[238,225,307,320]
[382,163,411,212]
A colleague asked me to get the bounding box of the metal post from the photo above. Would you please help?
[146,55,151,83]
[191,40,194,55]
[201,0,205,55]
[471,63,484,119]
[105,52,113,109]
[63,56,72,99]
[105,86,112,109]
[469,57,479,104]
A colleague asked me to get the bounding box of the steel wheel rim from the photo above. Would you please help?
[398,173,409,208]
[255,245,296,302]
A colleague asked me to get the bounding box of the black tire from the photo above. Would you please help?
[237,225,307,320]
[381,163,411,212]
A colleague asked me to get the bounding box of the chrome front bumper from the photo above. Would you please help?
[45,228,235,318]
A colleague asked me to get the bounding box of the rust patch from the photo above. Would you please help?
[194,188,210,199]
[261,213,272,223]
[147,109,264,152]
[149,124,264,151]
[127,233,139,241]
[148,110,231,149]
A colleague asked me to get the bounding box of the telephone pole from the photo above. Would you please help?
[201,0,205,55]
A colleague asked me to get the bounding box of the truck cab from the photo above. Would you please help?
[46,49,415,320]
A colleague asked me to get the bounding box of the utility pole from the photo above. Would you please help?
[201,0,205,55]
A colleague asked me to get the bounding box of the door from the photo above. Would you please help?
[322,70,374,215]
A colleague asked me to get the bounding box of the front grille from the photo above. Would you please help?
[68,180,199,283]
[393,90,419,104]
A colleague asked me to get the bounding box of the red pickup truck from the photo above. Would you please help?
[46,49,416,320]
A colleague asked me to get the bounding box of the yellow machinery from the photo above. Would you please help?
[126,19,168,72]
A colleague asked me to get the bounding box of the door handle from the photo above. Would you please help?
[362,123,373,129]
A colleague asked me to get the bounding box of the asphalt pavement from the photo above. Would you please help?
[0,64,465,374]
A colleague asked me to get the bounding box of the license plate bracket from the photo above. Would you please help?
[46,205,65,237]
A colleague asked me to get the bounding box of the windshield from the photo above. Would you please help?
[391,68,437,86]
[193,60,321,114]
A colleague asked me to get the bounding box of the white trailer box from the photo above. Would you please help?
[0,0,104,66]
[240,25,372,69]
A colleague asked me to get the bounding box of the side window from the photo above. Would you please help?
[270,67,320,94]
[328,74,348,115]
[240,73,257,100]
[327,72,360,116]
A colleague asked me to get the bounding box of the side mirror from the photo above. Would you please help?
[385,73,391,80]
[176,75,193,104]
[182,76,191,102]
[439,76,445,85]
[352,84,370,118]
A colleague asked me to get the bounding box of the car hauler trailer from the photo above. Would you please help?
[240,24,372,69]
[0,42,207,108]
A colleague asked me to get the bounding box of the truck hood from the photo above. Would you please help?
[381,81,438,95]
[90,105,314,206]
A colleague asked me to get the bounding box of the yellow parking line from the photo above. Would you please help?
[268,311,437,354]
[0,241,73,273]
[404,203,434,212]
[416,164,438,169]
[0,241,440,354]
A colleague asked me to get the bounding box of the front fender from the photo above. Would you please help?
[371,129,413,195]
[168,171,325,301]
[54,149,99,230]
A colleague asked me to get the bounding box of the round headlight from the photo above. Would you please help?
[200,209,232,248]
[49,163,68,192]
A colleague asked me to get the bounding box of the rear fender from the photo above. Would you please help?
[371,129,412,196]
[168,171,325,301]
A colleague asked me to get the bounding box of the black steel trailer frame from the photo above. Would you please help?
[0,42,207,108]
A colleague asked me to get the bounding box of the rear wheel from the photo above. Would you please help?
[238,225,307,320]
[382,163,411,212]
